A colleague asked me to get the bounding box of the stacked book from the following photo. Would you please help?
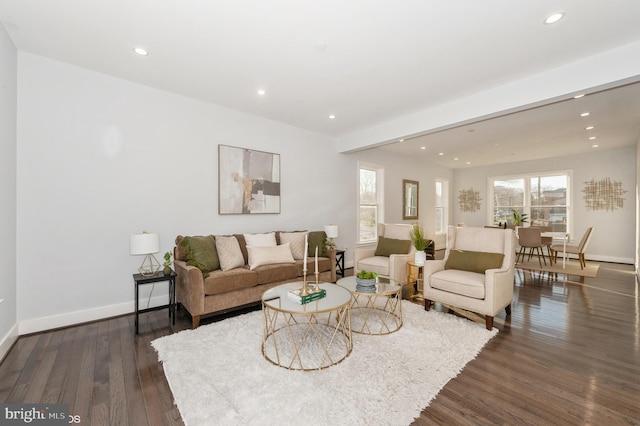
[287,288,327,304]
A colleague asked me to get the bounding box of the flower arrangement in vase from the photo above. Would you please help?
[163,251,172,275]
[411,224,428,265]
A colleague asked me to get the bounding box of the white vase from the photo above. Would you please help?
[414,250,427,265]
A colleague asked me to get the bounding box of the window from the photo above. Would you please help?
[490,171,570,232]
[358,163,384,244]
[435,178,448,234]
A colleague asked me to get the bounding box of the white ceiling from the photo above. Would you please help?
[1,0,640,168]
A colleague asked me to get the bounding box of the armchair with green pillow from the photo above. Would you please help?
[423,225,516,330]
[354,223,415,295]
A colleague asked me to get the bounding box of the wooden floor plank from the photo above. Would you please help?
[0,260,638,425]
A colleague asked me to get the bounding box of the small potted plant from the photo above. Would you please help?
[163,251,172,275]
[411,224,428,265]
[511,209,529,227]
[356,269,378,287]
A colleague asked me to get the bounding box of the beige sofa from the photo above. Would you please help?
[174,230,336,328]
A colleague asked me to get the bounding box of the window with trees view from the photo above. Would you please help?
[490,171,570,232]
[358,164,384,243]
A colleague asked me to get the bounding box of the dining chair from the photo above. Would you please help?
[550,227,594,269]
[532,225,554,258]
[516,227,547,267]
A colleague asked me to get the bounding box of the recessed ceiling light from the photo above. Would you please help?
[573,94,585,99]
[544,12,564,25]
[399,139,404,142]
[133,47,148,56]
[589,136,596,140]
[592,144,599,148]
[421,146,426,150]
[328,114,336,119]
[257,89,266,96]
[454,157,459,161]
[586,126,595,130]
[466,161,471,165]
[580,112,590,117]
[438,152,444,156]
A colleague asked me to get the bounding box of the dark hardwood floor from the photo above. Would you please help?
[1,259,639,425]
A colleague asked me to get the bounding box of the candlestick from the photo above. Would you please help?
[303,234,308,272]
[314,246,318,274]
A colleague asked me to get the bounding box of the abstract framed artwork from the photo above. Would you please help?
[218,145,281,214]
[458,188,481,213]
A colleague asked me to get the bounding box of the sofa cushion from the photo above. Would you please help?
[445,249,504,274]
[203,267,258,296]
[355,256,390,277]
[180,235,220,277]
[278,231,309,259]
[295,257,331,276]
[215,235,246,271]
[430,269,486,299]
[247,243,295,270]
[308,231,327,257]
[374,236,411,257]
[253,263,298,285]
[244,232,277,247]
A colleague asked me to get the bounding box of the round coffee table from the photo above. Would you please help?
[337,276,403,335]
[261,282,352,371]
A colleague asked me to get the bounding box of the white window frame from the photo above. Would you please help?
[488,170,572,234]
[357,162,384,244]
[435,178,448,235]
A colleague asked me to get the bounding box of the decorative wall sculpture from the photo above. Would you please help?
[218,145,281,214]
[458,188,481,213]
[582,177,626,211]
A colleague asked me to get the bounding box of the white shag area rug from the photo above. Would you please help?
[152,300,498,426]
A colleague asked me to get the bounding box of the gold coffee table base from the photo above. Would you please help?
[261,283,352,371]
[337,277,403,335]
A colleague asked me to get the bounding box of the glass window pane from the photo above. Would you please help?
[435,207,443,233]
[360,169,377,204]
[493,179,524,207]
[435,181,442,207]
[359,206,377,241]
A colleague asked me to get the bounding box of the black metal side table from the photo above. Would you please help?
[335,249,346,277]
[133,270,176,334]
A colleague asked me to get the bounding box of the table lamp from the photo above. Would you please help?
[130,231,161,276]
[324,225,339,250]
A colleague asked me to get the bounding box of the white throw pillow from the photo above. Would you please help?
[215,236,245,271]
[243,232,277,247]
[247,243,295,270]
[278,231,309,260]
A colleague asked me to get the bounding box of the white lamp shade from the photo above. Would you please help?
[324,225,339,239]
[130,232,160,255]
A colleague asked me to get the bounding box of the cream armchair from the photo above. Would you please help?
[423,226,516,330]
[354,223,415,289]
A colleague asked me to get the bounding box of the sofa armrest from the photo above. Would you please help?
[174,259,205,317]
[325,248,337,283]
[388,253,414,284]
[423,259,446,288]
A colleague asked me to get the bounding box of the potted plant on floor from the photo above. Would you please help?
[411,224,428,265]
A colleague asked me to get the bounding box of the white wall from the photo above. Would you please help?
[453,147,637,263]
[345,148,453,247]
[16,53,356,333]
[0,23,18,359]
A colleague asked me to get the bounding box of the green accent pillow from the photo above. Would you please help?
[445,249,505,274]
[180,235,220,278]
[374,236,411,257]
[307,231,327,257]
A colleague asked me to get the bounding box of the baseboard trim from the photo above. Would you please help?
[18,295,170,335]
[0,323,19,363]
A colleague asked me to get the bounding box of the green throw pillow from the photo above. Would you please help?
[374,236,411,257]
[180,235,220,278]
[307,231,327,257]
[445,249,504,274]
